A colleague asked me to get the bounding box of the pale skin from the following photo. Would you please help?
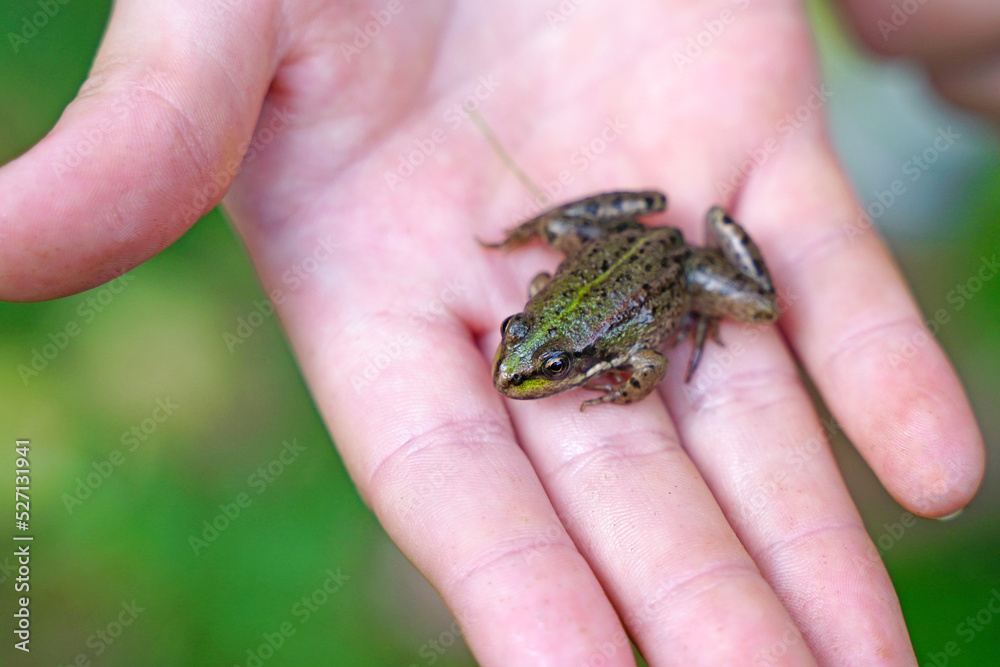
[0,0,993,664]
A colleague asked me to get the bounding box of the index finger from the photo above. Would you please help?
[260,258,638,665]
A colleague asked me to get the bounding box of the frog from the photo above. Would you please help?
[486,190,779,410]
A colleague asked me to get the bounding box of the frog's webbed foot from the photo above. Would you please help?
[580,350,666,410]
[477,222,540,250]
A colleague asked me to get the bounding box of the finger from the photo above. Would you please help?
[928,50,1000,120]
[662,306,915,663]
[739,128,984,518]
[836,0,1000,61]
[266,274,636,665]
[499,383,817,664]
[0,0,280,301]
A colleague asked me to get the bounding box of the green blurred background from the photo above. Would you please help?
[0,1,997,665]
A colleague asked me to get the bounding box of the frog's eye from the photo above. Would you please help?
[539,351,572,379]
[500,315,514,337]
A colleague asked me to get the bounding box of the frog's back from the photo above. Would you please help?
[525,226,690,355]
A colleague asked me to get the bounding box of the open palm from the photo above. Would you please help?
[0,0,984,664]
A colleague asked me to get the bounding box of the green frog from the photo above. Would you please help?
[487,190,778,410]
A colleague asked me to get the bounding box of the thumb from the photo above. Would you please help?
[0,0,281,301]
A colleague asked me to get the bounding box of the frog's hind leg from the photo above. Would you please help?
[484,191,667,254]
[678,209,779,382]
[688,210,778,324]
[704,206,774,294]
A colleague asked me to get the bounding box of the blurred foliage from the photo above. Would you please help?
[1,1,998,666]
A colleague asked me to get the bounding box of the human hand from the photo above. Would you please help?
[836,0,1000,119]
[0,0,984,664]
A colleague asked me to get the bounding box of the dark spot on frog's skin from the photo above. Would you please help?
[644,196,658,209]
[601,259,610,271]
[660,257,670,267]
[753,258,770,283]
[611,194,624,210]
[625,234,637,243]
[637,246,646,254]
[642,283,651,292]
[585,201,600,215]
[629,377,641,388]
[548,326,557,336]
[580,344,597,357]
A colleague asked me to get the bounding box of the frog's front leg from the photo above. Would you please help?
[484,190,666,255]
[580,348,667,410]
[680,208,779,380]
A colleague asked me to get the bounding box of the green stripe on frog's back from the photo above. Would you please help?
[524,226,688,353]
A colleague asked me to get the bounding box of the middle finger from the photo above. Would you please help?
[500,386,816,665]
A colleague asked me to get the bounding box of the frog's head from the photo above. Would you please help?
[492,313,589,399]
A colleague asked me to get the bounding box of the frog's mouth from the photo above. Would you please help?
[492,351,575,400]
[495,371,557,399]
